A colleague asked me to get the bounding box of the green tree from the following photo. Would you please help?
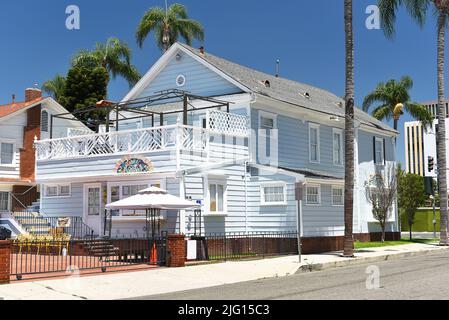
[363,76,433,131]
[72,37,141,88]
[59,66,109,126]
[398,174,427,240]
[378,0,449,246]
[343,0,355,257]
[136,3,205,51]
[42,74,66,102]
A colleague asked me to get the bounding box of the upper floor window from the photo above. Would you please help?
[41,110,49,132]
[333,129,343,166]
[374,137,385,165]
[306,185,320,205]
[260,182,287,205]
[259,111,277,160]
[0,142,14,165]
[309,123,320,163]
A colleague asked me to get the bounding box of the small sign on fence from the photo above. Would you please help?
[57,217,71,228]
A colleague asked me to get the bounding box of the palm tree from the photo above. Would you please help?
[343,0,355,257]
[136,3,205,51]
[42,74,66,102]
[72,37,141,88]
[378,0,449,245]
[363,76,433,131]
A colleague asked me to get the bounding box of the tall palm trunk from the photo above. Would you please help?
[437,11,449,245]
[343,0,355,257]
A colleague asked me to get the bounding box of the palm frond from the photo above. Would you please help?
[363,88,390,111]
[372,104,393,121]
[136,7,166,48]
[169,3,188,19]
[42,74,66,100]
[177,19,205,42]
[405,102,434,129]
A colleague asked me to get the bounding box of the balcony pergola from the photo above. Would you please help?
[48,89,231,139]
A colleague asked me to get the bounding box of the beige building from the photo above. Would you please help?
[421,99,449,119]
[404,121,425,176]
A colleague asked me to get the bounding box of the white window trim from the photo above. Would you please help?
[308,123,320,164]
[374,137,384,165]
[43,184,72,198]
[258,110,278,130]
[0,191,10,212]
[331,185,344,207]
[260,182,287,206]
[83,183,102,219]
[204,176,228,216]
[41,110,49,132]
[332,128,343,166]
[305,184,321,205]
[0,139,16,167]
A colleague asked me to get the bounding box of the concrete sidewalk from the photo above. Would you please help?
[0,242,447,300]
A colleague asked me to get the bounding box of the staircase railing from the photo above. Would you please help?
[11,211,95,239]
[11,186,38,211]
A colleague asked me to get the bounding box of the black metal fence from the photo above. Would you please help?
[11,211,95,239]
[191,231,299,261]
[10,236,167,279]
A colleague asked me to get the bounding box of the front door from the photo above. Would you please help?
[84,184,102,234]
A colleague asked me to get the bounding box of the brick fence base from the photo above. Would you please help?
[166,234,186,267]
[301,232,401,254]
[0,241,11,284]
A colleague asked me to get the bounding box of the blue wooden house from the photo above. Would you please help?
[33,43,399,253]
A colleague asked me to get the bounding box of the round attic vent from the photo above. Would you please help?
[176,74,186,87]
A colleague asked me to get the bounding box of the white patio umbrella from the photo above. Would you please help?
[105,186,199,210]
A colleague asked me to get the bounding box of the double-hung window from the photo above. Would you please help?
[0,142,14,165]
[332,186,344,206]
[374,137,385,165]
[306,185,320,205]
[0,192,9,211]
[333,129,343,166]
[208,180,226,214]
[261,183,287,205]
[259,111,276,159]
[309,124,320,163]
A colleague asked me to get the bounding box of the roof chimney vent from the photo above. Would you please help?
[25,88,42,102]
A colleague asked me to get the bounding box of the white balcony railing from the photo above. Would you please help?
[35,111,249,161]
[35,124,205,160]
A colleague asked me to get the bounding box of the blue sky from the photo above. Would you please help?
[0,0,444,165]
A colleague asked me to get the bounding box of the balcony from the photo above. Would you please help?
[35,110,250,162]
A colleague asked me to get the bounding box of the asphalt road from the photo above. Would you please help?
[134,250,449,300]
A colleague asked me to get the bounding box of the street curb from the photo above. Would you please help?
[296,245,449,273]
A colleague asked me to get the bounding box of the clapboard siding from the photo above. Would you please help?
[36,150,178,181]
[137,52,242,99]
[356,130,397,234]
[0,112,25,180]
[302,184,344,237]
[251,107,345,178]
[40,182,83,217]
